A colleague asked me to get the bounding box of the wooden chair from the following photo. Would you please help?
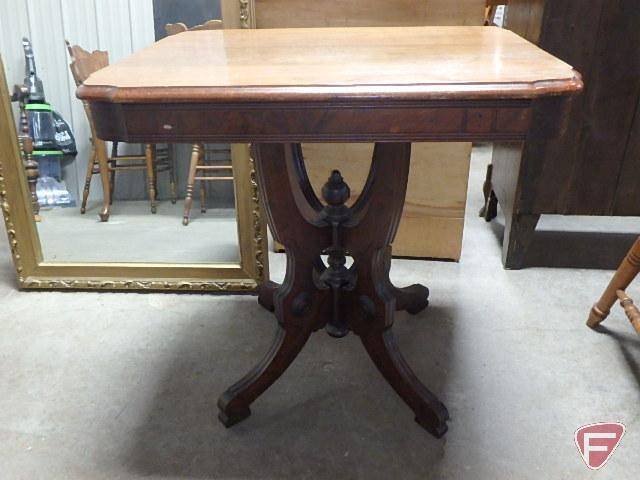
[66,42,176,221]
[164,20,234,226]
[165,19,223,35]
[587,237,640,334]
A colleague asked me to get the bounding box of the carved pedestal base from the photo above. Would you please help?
[218,143,449,437]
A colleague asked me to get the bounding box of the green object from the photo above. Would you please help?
[32,150,63,156]
[25,103,52,111]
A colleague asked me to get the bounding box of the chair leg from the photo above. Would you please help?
[200,180,207,213]
[96,138,112,222]
[152,149,158,196]
[80,145,97,214]
[145,144,157,214]
[183,144,201,225]
[168,144,177,204]
[109,161,116,205]
[616,291,640,334]
[199,145,207,213]
[109,142,118,204]
[588,237,640,328]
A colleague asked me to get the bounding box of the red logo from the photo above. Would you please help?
[575,422,625,470]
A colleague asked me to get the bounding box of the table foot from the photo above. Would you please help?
[218,142,447,437]
[257,281,279,312]
[360,328,449,437]
[218,406,251,428]
[394,284,430,314]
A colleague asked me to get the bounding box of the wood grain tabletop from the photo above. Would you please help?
[78,26,582,104]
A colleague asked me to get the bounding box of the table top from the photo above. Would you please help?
[79,26,582,104]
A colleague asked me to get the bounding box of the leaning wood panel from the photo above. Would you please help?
[250,0,485,259]
[254,0,485,28]
[301,143,470,258]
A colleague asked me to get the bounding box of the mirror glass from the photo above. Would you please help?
[34,143,240,264]
[2,0,243,267]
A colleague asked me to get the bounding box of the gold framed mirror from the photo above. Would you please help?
[0,52,267,292]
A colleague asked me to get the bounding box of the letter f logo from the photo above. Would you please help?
[575,423,625,470]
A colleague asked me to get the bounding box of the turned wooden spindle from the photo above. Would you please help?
[616,290,640,335]
[164,20,233,227]
[13,84,40,220]
[588,238,640,328]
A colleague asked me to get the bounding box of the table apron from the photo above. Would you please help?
[90,101,539,143]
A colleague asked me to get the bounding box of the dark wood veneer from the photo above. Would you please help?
[88,99,561,144]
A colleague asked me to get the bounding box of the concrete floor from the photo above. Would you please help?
[1,147,639,479]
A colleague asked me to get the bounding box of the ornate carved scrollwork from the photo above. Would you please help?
[0,164,25,285]
[248,154,266,281]
[0,120,265,291]
[319,170,357,337]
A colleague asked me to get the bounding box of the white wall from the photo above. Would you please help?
[0,0,156,203]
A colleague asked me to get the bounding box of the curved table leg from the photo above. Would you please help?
[360,327,450,437]
[351,245,448,436]
[219,142,448,437]
[218,323,313,426]
[347,144,448,435]
[218,144,328,426]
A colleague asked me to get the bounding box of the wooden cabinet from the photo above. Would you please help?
[223,0,485,260]
[485,0,640,268]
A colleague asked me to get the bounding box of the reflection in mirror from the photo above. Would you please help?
[35,141,240,264]
[0,2,266,291]
[4,27,242,266]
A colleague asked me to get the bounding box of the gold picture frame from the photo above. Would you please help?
[0,55,267,292]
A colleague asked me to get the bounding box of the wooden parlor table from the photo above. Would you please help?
[78,26,582,437]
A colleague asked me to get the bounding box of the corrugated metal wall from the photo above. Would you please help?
[0,0,156,203]
[0,0,232,208]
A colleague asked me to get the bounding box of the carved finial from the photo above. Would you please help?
[318,169,356,338]
[322,170,350,206]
